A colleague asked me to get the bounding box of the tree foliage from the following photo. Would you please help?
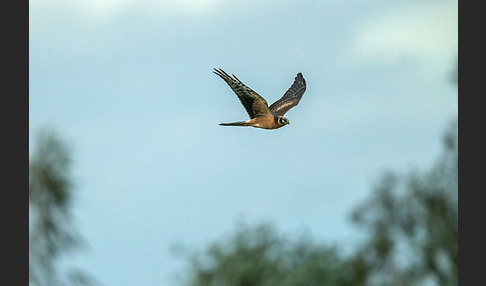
[29,128,96,286]
[350,120,458,286]
[180,222,362,286]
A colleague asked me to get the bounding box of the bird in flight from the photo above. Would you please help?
[214,68,307,130]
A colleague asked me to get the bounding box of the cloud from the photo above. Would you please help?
[29,0,222,26]
[351,0,458,70]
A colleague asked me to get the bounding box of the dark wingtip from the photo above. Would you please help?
[214,68,232,79]
[214,68,227,79]
[296,72,306,86]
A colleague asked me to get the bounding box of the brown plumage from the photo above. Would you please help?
[214,68,306,130]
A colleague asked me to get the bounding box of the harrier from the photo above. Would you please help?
[214,68,306,130]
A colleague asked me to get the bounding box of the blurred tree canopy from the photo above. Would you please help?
[350,120,458,286]
[348,63,458,286]
[29,128,96,286]
[179,222,362,286]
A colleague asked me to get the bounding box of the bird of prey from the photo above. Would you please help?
[214,68,306,130]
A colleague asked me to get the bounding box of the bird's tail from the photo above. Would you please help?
[219,121,249,127]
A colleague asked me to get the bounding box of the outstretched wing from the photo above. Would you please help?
[269,73,306,116]
[214,68,272,119]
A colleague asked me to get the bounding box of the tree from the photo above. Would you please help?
[29,128,96,286]
[350,120,458,286]
[178,222,362,286]
[348,61,458,286]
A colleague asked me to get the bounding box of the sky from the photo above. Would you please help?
[29,0,458,285]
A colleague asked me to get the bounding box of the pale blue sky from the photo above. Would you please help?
[29,0,457,285]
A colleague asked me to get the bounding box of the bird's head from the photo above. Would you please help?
[277,116,290,126]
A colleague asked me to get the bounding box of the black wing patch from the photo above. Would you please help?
[214,68,270,119]
[269,73,306,116]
